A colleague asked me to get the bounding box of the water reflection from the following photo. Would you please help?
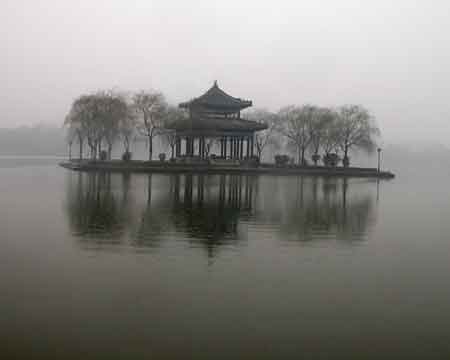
[65,173,377,253]
[65,172,131,245]
[269,177,376,243]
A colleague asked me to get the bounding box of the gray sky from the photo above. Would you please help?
[2,0,450,144]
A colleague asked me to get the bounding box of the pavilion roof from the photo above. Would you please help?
[179,81,252,111]
[166,115,267,134]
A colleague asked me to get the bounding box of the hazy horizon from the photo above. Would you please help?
[3,0,450,145]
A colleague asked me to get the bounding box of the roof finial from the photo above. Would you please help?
[213,80,218,87]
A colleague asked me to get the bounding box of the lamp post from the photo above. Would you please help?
[377,147,382,173]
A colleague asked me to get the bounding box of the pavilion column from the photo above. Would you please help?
[223,137,226,158]
[246,136,250,158]
[220,138,224,157]
[201,137,206,158]
[250,135,254,157]
[240,137,244,159]
[188,137,193,156]
[198,137,202,157]
[176,137,181,157]
[229,137,233,159]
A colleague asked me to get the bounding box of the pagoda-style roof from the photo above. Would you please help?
[179,81,252,112]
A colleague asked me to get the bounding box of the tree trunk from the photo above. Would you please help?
[108,144,112,160]
[69,143,72,160]
[171,145,175,159]
[344,145,349,167]
[79,139,83,160]
[148,136,153,161]
[301,146,306,166]
[90,143,96,160]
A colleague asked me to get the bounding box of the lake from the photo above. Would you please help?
[1,157,450,359]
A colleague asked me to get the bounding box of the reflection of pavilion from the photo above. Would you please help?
[65,173,377,255]
[136,174,256,257]
[167,81,266,160]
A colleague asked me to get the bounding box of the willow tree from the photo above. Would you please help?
[119,111,137,155]
[336,105,380,167]
[97,91,129,160]
[133,90,167,160]
[308,107,336,165]
[64,113,85,160]
[278,105,314,165]
[65,95,102,160]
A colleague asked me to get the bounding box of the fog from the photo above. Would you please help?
[2,0,450,145]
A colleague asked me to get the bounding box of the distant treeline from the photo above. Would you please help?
[65,88,380,167]
[0,125,66,156]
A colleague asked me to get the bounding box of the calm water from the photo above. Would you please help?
[1,158,450,359]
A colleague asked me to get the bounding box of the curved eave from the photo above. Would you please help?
[166,118,267,133]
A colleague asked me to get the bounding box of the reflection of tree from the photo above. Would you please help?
[65,172,132,247]
[254,177,376,243]
[132,174,173,249]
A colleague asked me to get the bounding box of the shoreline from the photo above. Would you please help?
[59,160,395,179]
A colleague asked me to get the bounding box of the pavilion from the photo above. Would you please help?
[167,81,267,160]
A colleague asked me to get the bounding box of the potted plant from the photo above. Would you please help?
[99,150,108,161]
[311,154,321,166]
[122,151,132,161]
[323,153,340,167]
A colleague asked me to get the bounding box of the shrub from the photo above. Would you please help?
[312,154,321,165]
[122,151,132,161]
[159,153,166,162]
[275,154,290,166]
[322,153,340,167]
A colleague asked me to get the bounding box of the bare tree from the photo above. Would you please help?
[119,109,137,155]
[308,107,337,165]
[322,116,341,156]
[161,105,186,159]
[98,91,129,160]
[65,92,127,160]
[246,108,280,161]
[336,105,380,167]
[278,105,314,165]
[65,95,99,159]
[133,90,167,160]
[65,123,76,160]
